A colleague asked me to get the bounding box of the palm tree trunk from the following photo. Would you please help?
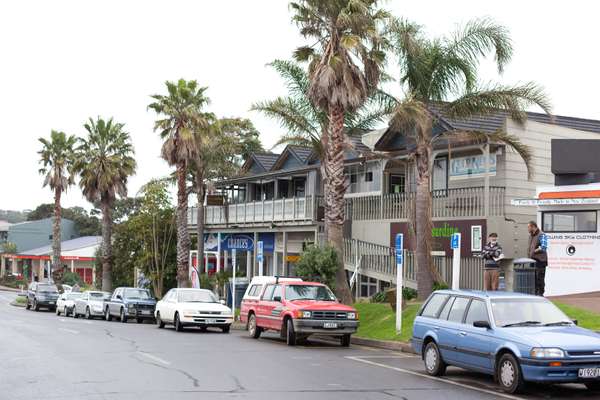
[176,162,191,287]
[100,199,113,291]
[326,105,353,305]
[195,174,205,277]
[415,145,435,301]
[51,187,63,290]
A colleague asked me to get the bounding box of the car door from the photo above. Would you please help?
[76,293,87,315]
[439,296,471,365]
[256,284,276,328]
[458,299,495,372]
[264,285,283,330]
[163,290,176,322]
[110,289,121,315]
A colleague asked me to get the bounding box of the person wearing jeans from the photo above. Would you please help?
[528,221,548,296]
[482,233,503,291]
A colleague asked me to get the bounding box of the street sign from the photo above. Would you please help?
[451,233,461,290]
[257,241,264,276]
[540,233,548,251]
[394,234,403,335]
[395,234,403,265]
[451,233,460,249]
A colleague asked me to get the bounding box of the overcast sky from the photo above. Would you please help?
[1,0,599,212]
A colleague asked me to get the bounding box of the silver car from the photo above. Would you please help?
[56,292,83,316]
[73,291,111,319]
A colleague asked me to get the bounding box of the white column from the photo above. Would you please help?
[253,232,259,275]
[273,250,278,277]
[204,253,209,274]
[246,250,252,278]
[216,232,221,273]
[70,259,75,273]
[92,263,96,286]
[484,142,490,217]
[224,250,229,272]
[282,231,288,276]
[39,259,44,281]
[0,256,5,278]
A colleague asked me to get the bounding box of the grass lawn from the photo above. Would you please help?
[553,301,600,331]
[354,302,420,342]
[14,296,27,305]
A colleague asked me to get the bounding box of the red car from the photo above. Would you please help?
[240,277,359,347]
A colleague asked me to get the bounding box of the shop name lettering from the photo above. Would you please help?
[432,223,459,238]
[548,234,600,240]
[227,238,251,249]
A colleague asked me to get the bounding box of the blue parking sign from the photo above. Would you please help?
[451,233,460,249]
[395,234,403,265]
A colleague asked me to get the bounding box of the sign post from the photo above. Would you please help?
[451,233,461,290]
[395,234,403,334]
[257,241,264,276]
[231,249,237,322]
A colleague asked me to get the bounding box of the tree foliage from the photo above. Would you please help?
[27,204,101,236]
[295,245,339,290]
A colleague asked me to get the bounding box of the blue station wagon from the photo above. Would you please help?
[412,290,600,394]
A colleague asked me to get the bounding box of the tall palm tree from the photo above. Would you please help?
[75,118,136,291]
[290,0,390,304]
[148,79,209,287]
[388,18,552,300]
[38,130,77,288]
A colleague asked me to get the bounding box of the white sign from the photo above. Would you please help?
[450,154,496,180]
[512,198,600,206]
[545,233,600,296]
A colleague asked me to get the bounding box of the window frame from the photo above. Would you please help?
[464,299,490,325]
[446,296,472,324]
[261,284,276,301]
[419,293,450,318]
[272,285,283,301]
[541,210,597,233]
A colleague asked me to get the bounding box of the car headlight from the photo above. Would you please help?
[295,310,311,319]
[530,348,565,358]
[128,304,136,310]
[347,312,357,320]
[182,309,197,316]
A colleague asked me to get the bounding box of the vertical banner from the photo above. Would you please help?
[395,234,403,334]
[189,250,200,289]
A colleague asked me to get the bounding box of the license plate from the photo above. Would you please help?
[323,322,338,329]
[142,310,151,315]
[205,319,217,324]
[49,301,55,305]
[578,368,600,378]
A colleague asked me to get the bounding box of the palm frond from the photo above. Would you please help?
[251,97,320,137]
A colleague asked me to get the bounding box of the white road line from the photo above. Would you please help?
[58,328,79,334]
[137,352,171,366]
[345,356,524,400]
[352,355,416,359]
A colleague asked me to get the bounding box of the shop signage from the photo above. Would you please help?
[432,223,459,238]
[512,198,600,206]
[450,154,496,180]
[204,233,275,252]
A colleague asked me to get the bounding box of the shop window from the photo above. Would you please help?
[542,211,597,233]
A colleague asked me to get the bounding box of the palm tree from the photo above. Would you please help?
[75,118,136,291]
[148,79,209,287]
[38,130,77,288]
[290,0,390,304]
[388,18,552,300]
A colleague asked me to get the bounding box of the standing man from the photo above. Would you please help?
[528,221,548,296]
[482,233,503,291]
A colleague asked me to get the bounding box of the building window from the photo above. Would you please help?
[471,225,482,252]
[350,173,358,184]
[389,174,405,194]
[432,157,448,193]
[48,235,53,240]
[365,171,373,182]
[542,211,597,233]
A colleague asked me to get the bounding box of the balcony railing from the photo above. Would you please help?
[188,196,320,227]
[345,186,505,221]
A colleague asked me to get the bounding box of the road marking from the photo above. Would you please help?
[58,328,79,334]
[353,355,416,359]
[346,356,524,400]
[137,352,171,366]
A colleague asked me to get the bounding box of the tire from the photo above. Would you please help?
[25,299,31,310]
[50,307,56,313]
[105,307,112,322]
[174,313,184,332]
[85,307,92,320]
[585,382,600,391]
[199,326,208,332]
[341,334,351,347]
[33,299,39,311]
[497,353,525,394]
[73,308,78,318]
[56,306,61,316]
[136,318,143,324]
[221,325,230,334]
[120,308,128,323]
[423,341,447,376]
[286,318,296,346]
[156,312,165,329]
[64,307,69,317]
[247,314,261,339]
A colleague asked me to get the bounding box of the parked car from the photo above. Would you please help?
[104,287,156,323]
[240,276,359,346]
[61,284,73,293]
[155,288,233,333]
[411,290,600,393]
[73,291,111,319]
[26,282,59,311]
[56,292,83,316]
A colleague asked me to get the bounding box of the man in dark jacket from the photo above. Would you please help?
[528,221,548,296]
[482,233,503,291]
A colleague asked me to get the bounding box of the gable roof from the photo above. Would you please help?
[270,145,315,171]
[19,236,101,256]
[240,152,281,174]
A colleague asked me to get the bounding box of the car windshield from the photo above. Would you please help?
[67,293,83,300]
[285,285,336,301]
[89,292,106,299]
[178,290,217,303]
[491,298,571,327]
[124,289,151,300]
[38,285,58,294]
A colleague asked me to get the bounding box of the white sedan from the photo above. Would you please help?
[155,288,233,333]
[56,292,83,316]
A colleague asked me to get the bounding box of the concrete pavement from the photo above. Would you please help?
[0,291,597,400]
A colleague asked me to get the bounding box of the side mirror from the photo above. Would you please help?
[473,320,491,329]
[572,319,578,326]
[116,294,122,300]
[219,299,226,305]
[273,296,282,302]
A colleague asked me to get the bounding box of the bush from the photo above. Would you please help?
[295,245,338,289]
[402,287,417,301]
[199,273,215,290]
[15,296,27,304]
[370,291,387,303]
[433,281,449,291]
[62,271,84,286]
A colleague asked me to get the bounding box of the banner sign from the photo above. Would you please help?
[450,154,496,180]
[189,251,200,288]
[545,233,600,296]
[204,233,274,252]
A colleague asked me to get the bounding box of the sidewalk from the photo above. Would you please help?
[0,285,21,293]
[548,291,600,314]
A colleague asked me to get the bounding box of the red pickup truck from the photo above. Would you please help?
[240,277,359,346]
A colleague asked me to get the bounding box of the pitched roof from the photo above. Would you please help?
[288,146,314,164]
[19,236,102,256]
[240,152,281,174]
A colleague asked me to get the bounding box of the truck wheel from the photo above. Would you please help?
[341,334,351,347]
[156,312,165,329]
[64,306,69,316]
[497,353,525,394]
[221,325,230,334]
[248,314,261,339]
[286,319,297,346]
[120,308,128,323]
[174,312,184,332]
[105,307,112,321]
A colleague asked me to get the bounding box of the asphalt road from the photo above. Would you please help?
[0,291,598,400]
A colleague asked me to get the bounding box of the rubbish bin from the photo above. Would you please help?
[225,278,248,309]
[512,258,537,295]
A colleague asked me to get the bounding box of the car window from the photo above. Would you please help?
[248,284,262,297]
[438,296,455,320]
[447,297,470,323]
[262,285,275,300]
[163,290,174,302]
[421,294,449,318]
[465,300,489,325]
[272,285,282,301]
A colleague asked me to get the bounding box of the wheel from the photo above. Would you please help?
[120,308,127,323]
[497,353,525,394]
[73,308,78,318]
[341,334,351,347]
[136,318,143,324]
[50,307,56,313]
[105,307,112,321]
[423,341,447,376]
[221,325,230,334]
[56,306,61,316]
[248,314,261,339]
[174,313,184,332]
[156,312,165,329]
[199,326,208,332]
[64,306,68,317]
[25,299,31,310]
[85,307,92,320]
[585,382,600,391]
[33,299,39,311]
[286,318,296,346]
